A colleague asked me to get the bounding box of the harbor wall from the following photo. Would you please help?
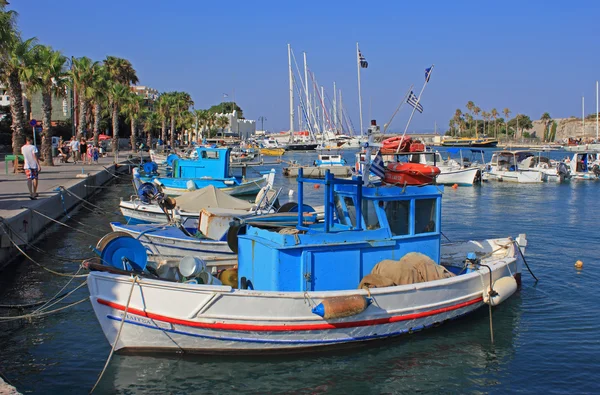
[528,118,600,142]
[0,165,121,271]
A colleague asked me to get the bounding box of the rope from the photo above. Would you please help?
[58,191,110,233]
[0,291,71,309]
[102,165,131,180]
[515,240,539,282]
[32,270,86,315]
[0,222,88,278]
[59,186,118,215]
[0,288,88,321]
[90,275,138,394]
[0,217,93,262]
[26,207,103,238]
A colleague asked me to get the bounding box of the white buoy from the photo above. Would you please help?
[288,189,294,197]
[483,276,518,306]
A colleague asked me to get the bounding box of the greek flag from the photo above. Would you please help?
[371,150,386,178]
[358,49,368,68]
[406,91,423,113]
[425,67,432,82]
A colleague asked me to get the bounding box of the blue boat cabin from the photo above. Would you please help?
[237,171,443,292]
[172,147,232,179]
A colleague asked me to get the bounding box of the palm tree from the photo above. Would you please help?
[453,109,462,136]
[143,110,159,148]
[88,63,109,147]
[195,109,209,139]
[71,56,97,137]
[540,112,552,142]
[107,83,129,156]
[206,112,217,138]
[491,108,499,138]
[216,115,230,135]
[473,106,481,137]
[156,93,170,143]
[1,33,36,156]
[503,108,511,140]
[25,45,67,165]
[122,92,145,152]
[168,92,194,148]
[103,56,138,154]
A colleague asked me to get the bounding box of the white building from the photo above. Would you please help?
[0,84,10,107]
[215,110,256,140]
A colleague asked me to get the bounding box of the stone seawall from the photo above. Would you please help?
[528,118,600,141]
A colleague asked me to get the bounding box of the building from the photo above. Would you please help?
[214,110,256,140]
[0,84,10,107]
[131,85,159,110]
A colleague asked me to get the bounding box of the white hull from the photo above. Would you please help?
[87,237,524,353]
[110,223,235,260]
[161,178,268,197]
[564,144,600,152]
[119,200,197,226]
[436,167,481,186]
[484,169,543,183]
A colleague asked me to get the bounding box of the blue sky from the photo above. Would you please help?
[12,0,600,133]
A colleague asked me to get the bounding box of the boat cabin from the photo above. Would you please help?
[490,151,534,171]
[314,154,347,167]
[568,152,600,175]
[237,170,442,292]
[172,147,232,179]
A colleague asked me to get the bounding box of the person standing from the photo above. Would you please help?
[79,138,88,165]
[69,136,80,164]
[21,136,41,200]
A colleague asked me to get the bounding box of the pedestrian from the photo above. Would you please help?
[21,136,41,200]
[80,137,88,165]
[92,144,99,163]
[69,136,80,164]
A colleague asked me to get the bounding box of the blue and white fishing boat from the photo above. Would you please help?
[566,152,600,180]
[86,128,528,354]
[142,147,270,196]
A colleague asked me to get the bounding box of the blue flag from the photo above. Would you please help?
[425,67,432,82]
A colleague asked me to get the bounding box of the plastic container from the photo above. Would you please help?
[178,256,206,278]
[199,271,222,285]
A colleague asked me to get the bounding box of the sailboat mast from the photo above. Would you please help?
[582,96,585,137]
[333,82,337,133]
[288,44,294,141]
[596,81,599,141]
[303,52,310,137]
[356,42,364,136]
[339,90,343,134]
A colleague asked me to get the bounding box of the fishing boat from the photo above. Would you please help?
[566,152,600,180]
[441,137,498,147]
[484,151,544,183]
[86,131,528,354]
[383,149,482,186]
[519,152,571,182]
[260,147,285,157]
[141,147,270,197]
[283,154,353,178]
[119,181,278,226]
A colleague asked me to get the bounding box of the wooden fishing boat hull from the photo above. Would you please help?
[260,148,285,156]
[87,236,525,354]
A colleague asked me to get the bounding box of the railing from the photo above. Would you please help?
[297,168,363,233]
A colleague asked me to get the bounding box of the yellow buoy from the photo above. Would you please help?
[574,260,583,269]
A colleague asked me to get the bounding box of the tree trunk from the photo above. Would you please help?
[146,126,152,148]
[41,89,54,166]
[170,116,175,149]
[130,117,136,153]
[8,71,26,156]
[111,102,119,158]
[78,94,88,138]
[161,118,166,142]
[93,102,101,147]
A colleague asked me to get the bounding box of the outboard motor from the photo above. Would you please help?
[137,182,160,204]
[557,162,569,177]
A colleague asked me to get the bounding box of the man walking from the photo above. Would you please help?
[69,136,80,164]
[21,136,41,200]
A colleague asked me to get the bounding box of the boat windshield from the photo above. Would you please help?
[415,198,437,234]
[383,200,410,236]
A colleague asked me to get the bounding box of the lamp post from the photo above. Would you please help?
[258,116,267,133]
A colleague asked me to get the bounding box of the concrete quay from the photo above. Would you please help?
[0,154,133,270]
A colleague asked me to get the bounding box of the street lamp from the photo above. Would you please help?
[258,116,267,133]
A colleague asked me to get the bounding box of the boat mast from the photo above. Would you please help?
[304,52,310,141]
[356,42,364,136]
[339,89,343,134]
[288,44,294,144]
[582,96,585,138]
[596,81,599,141]
[333,81,337,133]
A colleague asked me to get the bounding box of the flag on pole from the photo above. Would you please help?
[425,67,433,82]
[358,49,368,68]
[406,91,424,113]
[370,150,386,178]
[223,93,229,98]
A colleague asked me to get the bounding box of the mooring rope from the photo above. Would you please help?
[102,165,131,180]
[90,275,138,394]
[59,186,119,215]
[26,207,103,238]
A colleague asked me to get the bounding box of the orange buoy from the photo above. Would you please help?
[452,184,458,189]
[311,295,370,319]
[574,260,583,269]
[314,184,320,189]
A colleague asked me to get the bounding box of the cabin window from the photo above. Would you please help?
[362,199,380,230]
[384,200,410,236]
[344,197,357,227]
[334,195,349,226]
[201,151,220,159]
[415,199,437,234]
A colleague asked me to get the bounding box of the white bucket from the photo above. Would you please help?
[199,271,222,285]
[178,256,206,278]
[186,180,197,190]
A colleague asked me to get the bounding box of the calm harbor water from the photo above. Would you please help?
[1,148,599,394]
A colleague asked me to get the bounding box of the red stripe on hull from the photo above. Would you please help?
[97,296,483,332]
